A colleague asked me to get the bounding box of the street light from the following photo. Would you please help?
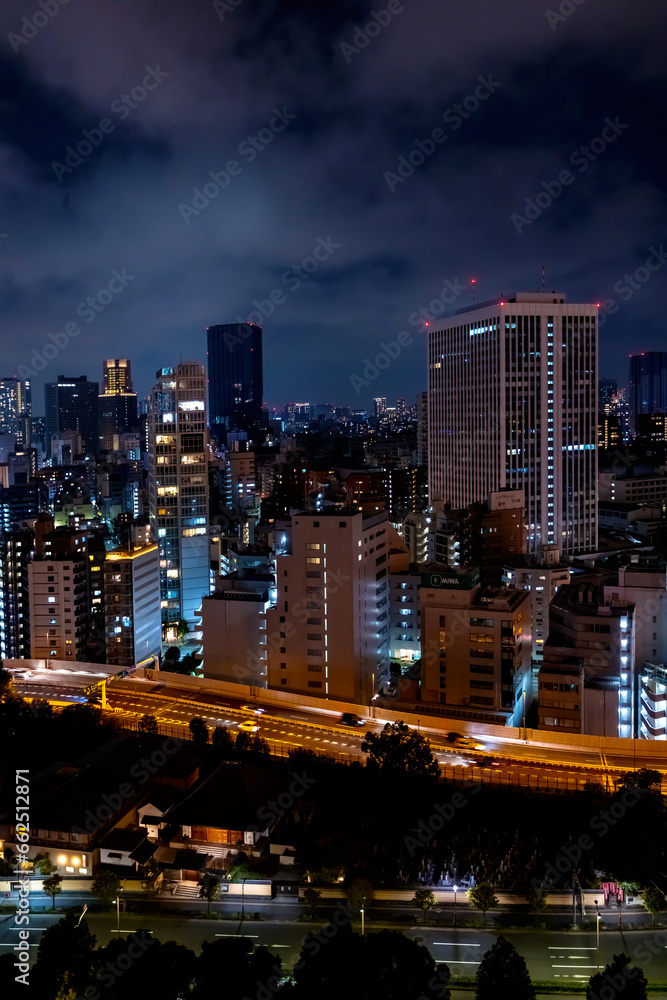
[453,885,458,928]
[114,892,122,934]
[594,899,601,968]
[360,899,365,937]
[241,877,246,923]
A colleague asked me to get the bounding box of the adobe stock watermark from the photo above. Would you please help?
[17,267,136,379]
[233,566,351,684]
[52,67,170,182]
[597,245,667,327]
[339,0,414,64]
[404,781,482,856]
[74,930,156,1000]
[225,235,341,344]
[7,0,71,54]
[179,107,296,224]
[384,74,502,192]
[511,116,629,234]
[71,737,183,835]
[349,275,467,395]
[246,771,316,834]
[213,0,244,21]
[530,781,650,891]
[545,0,588,32]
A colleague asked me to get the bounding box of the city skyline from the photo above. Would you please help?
[0,0,665,408]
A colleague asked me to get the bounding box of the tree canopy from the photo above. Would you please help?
[361,721,439,779]
[475,935,535,1000]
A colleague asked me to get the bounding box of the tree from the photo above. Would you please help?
[475,935,535,1000]
[291,928,448,1000]
[93,935,196,1000]
[91,869,121,907]
[468,883,498,927]
[176,619,189,639]
[302,886,322,919]
[212,725,235,757]
[192,938,282,1000]
[138,713,159,734]
[347,877,374,910]
[619,768,662,792]
[412,887,437,924]
[361,720,439,780]
[198,873,221,915]
[33,851,57,876]
[189,716,209,745]
[586,953,648,1000]
[228,853,254,882]
[642,887,666,925]
[0,666,14,701]
[525,886,548,924]
[43,873,63,909]
[180,653,200,674]
[31,913,96,999]
[163,646,181,666]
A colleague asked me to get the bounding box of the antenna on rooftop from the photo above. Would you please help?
[471,278,476,303]
[541,264,546,292]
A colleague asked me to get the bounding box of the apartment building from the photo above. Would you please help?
[419,565,531,725]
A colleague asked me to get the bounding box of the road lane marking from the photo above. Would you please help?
[432,942,481,946]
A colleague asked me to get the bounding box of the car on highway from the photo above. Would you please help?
[341,713,364,726]
[238,720,259,732]
[446,732,486,750]
[241,704,265,714]
[476,755,500,768]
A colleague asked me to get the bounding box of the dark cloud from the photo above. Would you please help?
[0,0,665,411]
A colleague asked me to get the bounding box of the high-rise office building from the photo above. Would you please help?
[0,377,31,445]
[628,352,667,432]
[0,526,33,659]
[148,362,210,637]
[28,521,90,661]
[99,359,138,451]
[206,323,263,448]
[44,376,100,455]
[599,378,618,407]
[428,292,598,557]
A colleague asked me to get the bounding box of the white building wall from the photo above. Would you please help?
[428,293,598,556]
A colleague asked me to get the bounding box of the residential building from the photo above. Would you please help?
[148,362,210,638]
[539,583,634,737]
[502,545,571,670]
[419,564,531,725]
[104,528,161,667]
[638,664,667,740]
[428,292,598,556]
[28,522,90,661]
[0,377,31,445]
[0,526,33,659]
[265,510,392,703]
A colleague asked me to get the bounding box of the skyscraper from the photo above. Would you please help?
[206,323,263,448]
[98,359,138,451]
[44,376,100,456]
[0,377,31,445]
[148,362,210,638]
[428,292,598,556]
[628,352,667,432]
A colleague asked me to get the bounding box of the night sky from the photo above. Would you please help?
[1,0,665,412]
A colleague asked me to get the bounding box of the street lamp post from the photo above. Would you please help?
[360,901,365,937]
[115,895,120,934]
[453,885,458,928]
[594,900,601,968]
[241,878,246,922]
